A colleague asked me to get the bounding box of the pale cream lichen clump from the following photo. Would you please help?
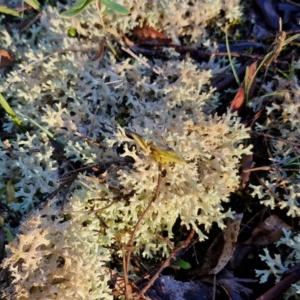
[0,1,250,299]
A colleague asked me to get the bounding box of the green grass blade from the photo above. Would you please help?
[283,33,300,46]
[225,28,240,86]
[100,0,129,15]
[17,111,56,140]
[24,0,41,11]
[66,0,89,11]
[60,0,95,17]
[3,227,14,243]
[0,6,21,17]
[0,93,24,129]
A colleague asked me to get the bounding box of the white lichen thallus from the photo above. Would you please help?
[125,129,186,165]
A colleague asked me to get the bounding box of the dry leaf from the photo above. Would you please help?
[0,49,14,68]
[122,34,135,47]
[228,215,291,271]
[191,214,243,276]
[230,61,257,114]
[209,213,243,275]
[241,154,253,189]
[134,23,168,40]
[133,23,172,47]
[91,38,106,61]
[245,215,291,246]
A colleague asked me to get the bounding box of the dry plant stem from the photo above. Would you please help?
[122,248,130,300]
[286,0,300,7]
[123,163,163,299]
[250,131,300,148]
[63,200,118,215]
[96,1,118,59]
[19,11,42,33]
[245,166,300,172]
[254,173,283,203]
[170,43,289,64]
[261,31,287,86]
[155,233,174,250]
[61,174,77,210]
[74,131,107,149]
[139,229,196,297]
[58,159,128,179]
[212,274,217,300]
[121,46,165,77]
[246,31,287,100]
[263,31,286,69]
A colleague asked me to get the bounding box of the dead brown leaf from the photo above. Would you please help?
[209,213,243,275]
[191,214,243,276]
[0,49,14,68]
[91,38,106,61]
[241,154,254,189]
[230,61,257,114]
[245,215,291,246]
[134,23,169,40]
[132,23,172,47]
[228,215,291,271]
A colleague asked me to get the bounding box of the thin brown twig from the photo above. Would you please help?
[250,131,300,148]
[254,173,282,203]
[19,11,42,33]
[129,42,289,65]
[58,159,129,179]
[123,164,162,299]
[139,229,196,297]
[154,233,174,250]
[244,166,300,173]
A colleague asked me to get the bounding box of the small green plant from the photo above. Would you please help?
[0,0,41,17]
[60,0,129,18]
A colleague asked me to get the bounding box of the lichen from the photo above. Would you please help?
[0,1,251,299]
[256,228,300,299]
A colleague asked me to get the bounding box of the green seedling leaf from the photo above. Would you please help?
[0,93,23,130]
[66,0,89,10]
[3,227,14,243]
[60,0,94,17]
[100,0,129,15]
[102,7,115,16]
[0,6,21,17]
[173,259,191,270]
[24,0,41,11]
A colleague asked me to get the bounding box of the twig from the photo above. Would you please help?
[121,46,166,78]
[123,164,163,299]
[244,166,300,173]
[250,131,300,148]
[154,233,174,250]
[19,11,42,33]
[138,229,195,297]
